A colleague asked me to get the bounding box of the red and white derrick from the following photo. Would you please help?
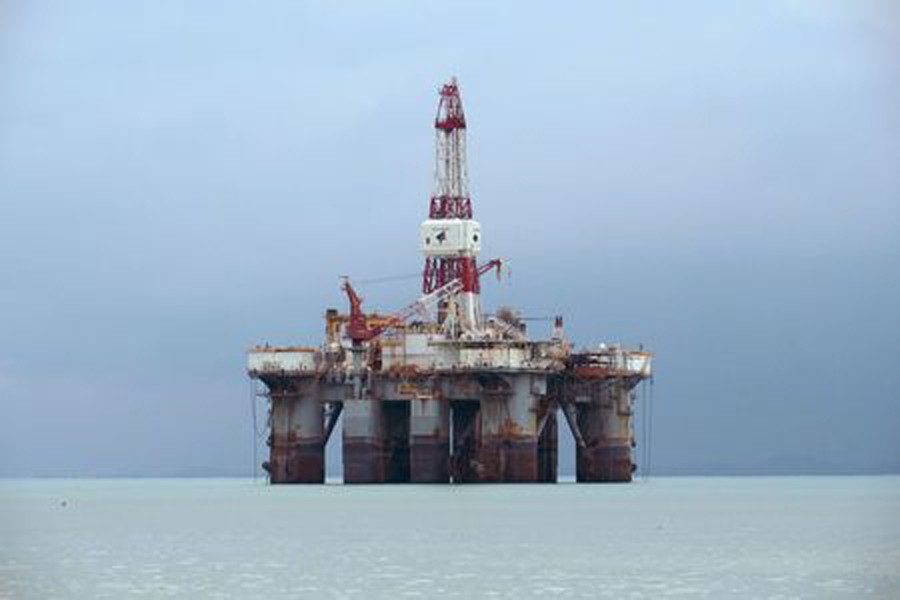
[420,78,485,332]
[343,78,499,340]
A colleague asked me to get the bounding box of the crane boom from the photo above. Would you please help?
[342,259,504,344]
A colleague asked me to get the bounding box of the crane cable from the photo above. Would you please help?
[249,378,258,482]
[641,380,648,482]
[647,375,655,481]
[352,272,421,286]
[249,378,270,482]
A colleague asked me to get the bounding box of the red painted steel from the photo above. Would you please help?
[423,78,480,297]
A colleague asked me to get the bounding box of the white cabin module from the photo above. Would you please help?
[421,219,481,257]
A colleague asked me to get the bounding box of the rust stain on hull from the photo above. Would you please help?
[255,351,648,484]
[475,438,538,483]
[410,436,450,483]
[267,441,324,484]
[343,440,385,484]
[577,445,634,483]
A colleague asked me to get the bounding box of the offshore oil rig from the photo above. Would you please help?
[248,79,651,484]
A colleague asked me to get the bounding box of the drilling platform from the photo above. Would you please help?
[247,79,651,484]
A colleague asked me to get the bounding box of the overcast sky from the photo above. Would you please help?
[1,1,898,477]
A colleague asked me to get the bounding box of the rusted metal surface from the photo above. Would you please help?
[572,379,637,483]
[476,438,538,482]
[249,334,649,486]
[342,399,414,483]
[251,365,648,484]
[342,440,385,484]
[569,348,652,379]
[410,397,450,483]
[265,441,325,484]
[265,381,325,484]
[577,445,634,483]
[248,346,318,375]
[472,374,543,482]
[342,399,386,484]
[410,437,449,482]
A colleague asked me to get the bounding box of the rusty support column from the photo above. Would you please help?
[409,398,450,483]
[478,374,542,482]
[342,398,385,483]
[266,379,324,484]
[576,379,636,483]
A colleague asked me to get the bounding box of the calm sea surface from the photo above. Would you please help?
[1,476,898,599]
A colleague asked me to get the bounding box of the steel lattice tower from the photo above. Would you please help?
[421,78,480,296]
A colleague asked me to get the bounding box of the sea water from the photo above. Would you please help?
[1,476,898,598]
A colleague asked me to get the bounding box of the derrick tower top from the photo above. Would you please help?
[421,78,482,314]
[430,77,470,220]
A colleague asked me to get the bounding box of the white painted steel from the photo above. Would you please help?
[380,335,562,371]
[459,346,529,369]
[420,219,481,257]
[380,333,441,370]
